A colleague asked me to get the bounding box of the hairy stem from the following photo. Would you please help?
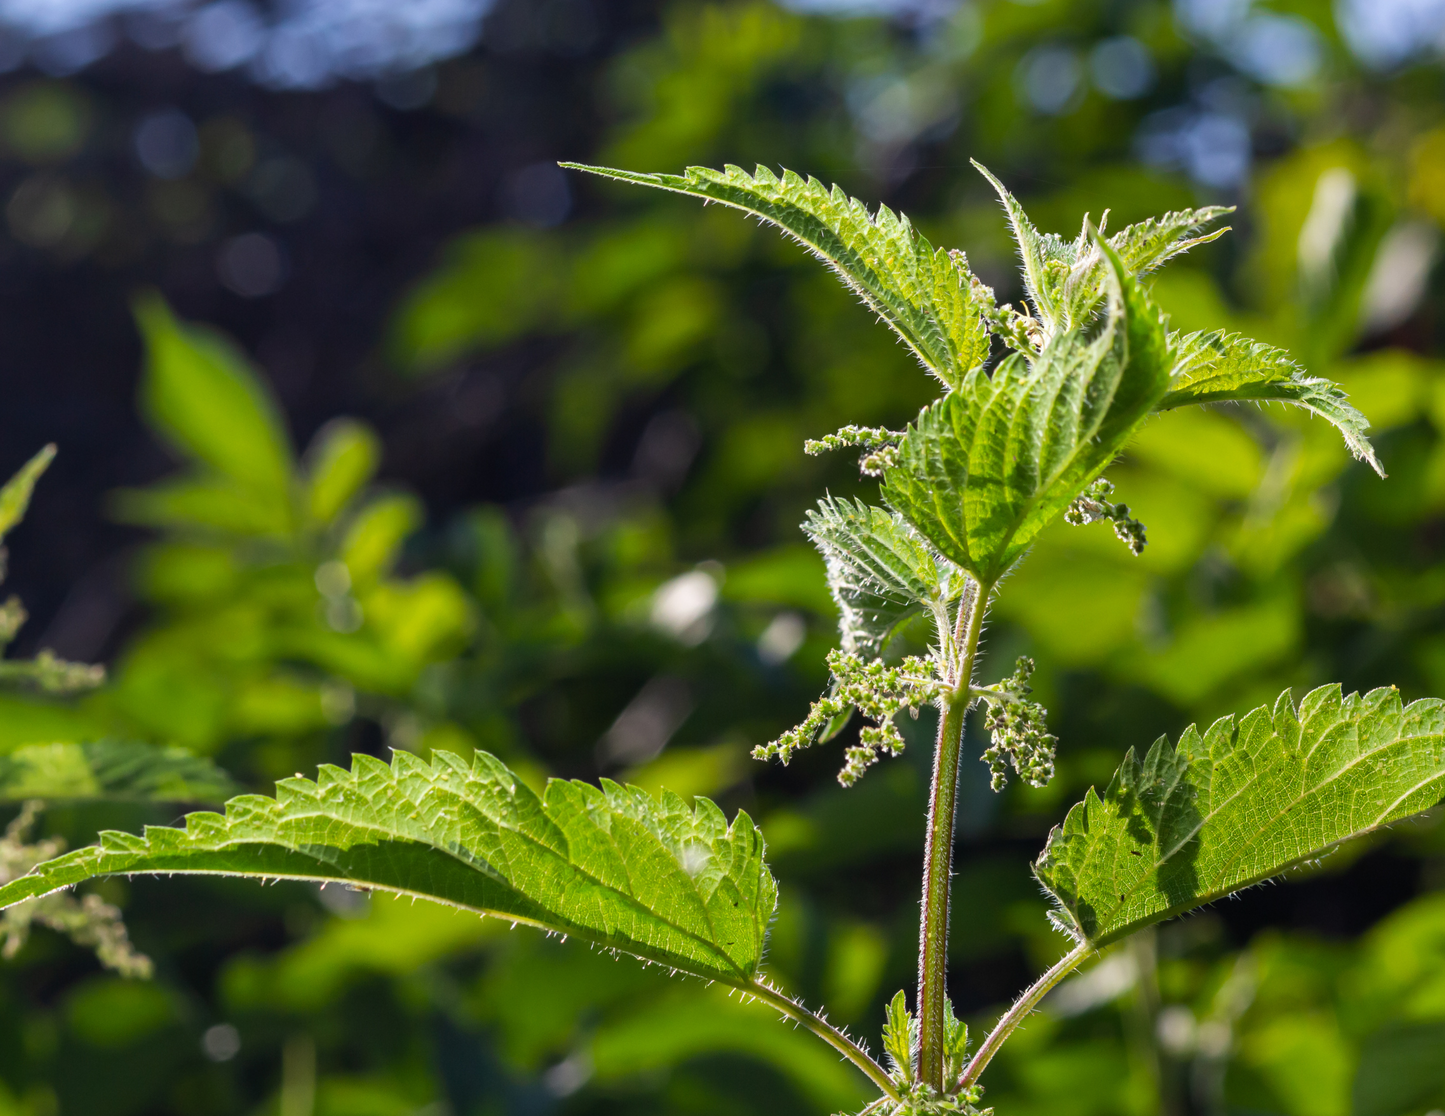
[917,580,986,1089]
[957,941,1093,1088]
[746,979,901,1102]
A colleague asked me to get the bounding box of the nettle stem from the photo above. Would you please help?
[917,580,986,1089]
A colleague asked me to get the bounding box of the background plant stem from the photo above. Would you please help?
[917,583,985,1089]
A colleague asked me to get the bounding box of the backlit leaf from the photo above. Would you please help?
[562,162,991,388]
[881,241,1170,583]
[803,497,963,657]
[0,749,777,985]
[1158,329,1383,475]
[1035,684,1445,948]
[974,160,1229,336]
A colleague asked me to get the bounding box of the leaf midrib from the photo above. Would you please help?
[133,785,758,980]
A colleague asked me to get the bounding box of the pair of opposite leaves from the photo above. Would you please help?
[1,163,1439,1004]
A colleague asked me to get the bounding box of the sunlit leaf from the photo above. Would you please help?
[974,160,1229,335]
[804,497,963,657]
[881,241,1170,583]
[1035,684,1445,947]
[563,162,992,388]
[1158,329,1383,475]
[0,750,778,985]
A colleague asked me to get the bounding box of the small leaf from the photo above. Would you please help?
[304,419,381,525]
[882,240,1170,583]
[942,997,969,1083]
[0,740,236,803]
[0,444,55,545]
[883,989,915,1084]
[563,162,992,388]
[974,161,1230,336]
[342,495,423,585]
[1158,329,1383,476]
[0,750,778,985]
[133,293,294,498]
[1035,684,1445,948]
[804,497,963,657]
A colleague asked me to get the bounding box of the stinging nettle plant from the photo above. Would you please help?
[3,161,1443,1114]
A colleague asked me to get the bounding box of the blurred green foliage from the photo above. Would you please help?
[3,0,1445,1113]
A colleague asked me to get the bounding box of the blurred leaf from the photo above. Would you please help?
[305,419,380,526]
[0,740,234,802]
[1036,685,1445,947]
[588,984,869,1113]
[342,495,422,585]
[388,228,563,373]
[64,977,175,1049]
[111,475,291,536]
[0,444,54,544]
[0,750,778,985]
[1353,1021,1445,1116]
[224,893,495,1011]
[133,294,293,500]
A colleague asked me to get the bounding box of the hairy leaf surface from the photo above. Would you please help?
[974,160,1229,335]
[1158,330,1382,475]
[0,741,236,802]
[804,497,961,656]
[881,242,1170,582]
[562,162,991,388]
[0,750,777,984]
[1035,685,1445,947]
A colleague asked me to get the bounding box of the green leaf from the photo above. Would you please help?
[304,419,380,525]
[562,162,991,388]
[133,293,294,498]
[973,161,1229,335]
[0,444,54,545]
[1157,329,1383,476]
[1034,684,1445,948]
[1353,1021,1445,1116]
[882,989,915,1084]
[881,240,1170,583]
[0,750,778,985]
[110,475,292,536]
[0,740,236,802]
[342,495,423,584]
[804,497,962,657]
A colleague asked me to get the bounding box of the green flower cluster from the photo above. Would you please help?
[753,649,945,786]
[981,657,1057,791]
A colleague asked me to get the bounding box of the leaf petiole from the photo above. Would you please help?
[744,978,902,1102]
[957,940,1093,1089]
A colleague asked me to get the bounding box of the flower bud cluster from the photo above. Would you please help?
[754,649,945,787]
[804,425,905,478]
[981,656,1057,791]
[982,299,1044,353]
[1064,477,1146,555]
